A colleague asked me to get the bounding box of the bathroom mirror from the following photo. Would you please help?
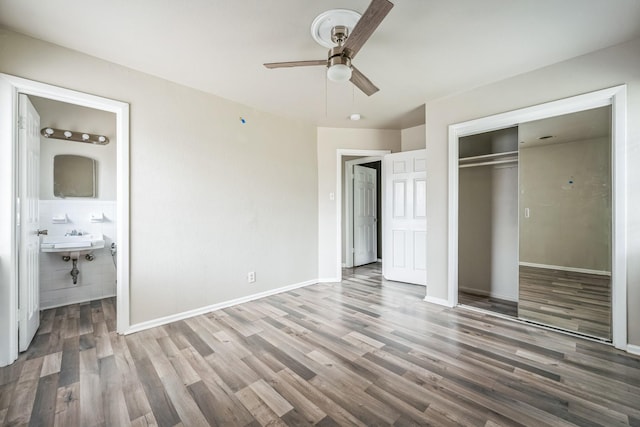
[53,154,96,198]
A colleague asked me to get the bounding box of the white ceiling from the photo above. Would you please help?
[1,0,639,129]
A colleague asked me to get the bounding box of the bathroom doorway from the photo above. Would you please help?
[29,95,118,313]
[0,74,130,366]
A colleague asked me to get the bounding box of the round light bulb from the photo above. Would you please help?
[45,128,54,136]
[82,133,90,140]
[349,113,361,121]
[63,131,72,138]
[327,64,352,83]
[98,136,106,143]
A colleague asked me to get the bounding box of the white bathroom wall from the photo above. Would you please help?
[39,200,116,308]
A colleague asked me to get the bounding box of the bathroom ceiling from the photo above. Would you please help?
[1,0,639,129]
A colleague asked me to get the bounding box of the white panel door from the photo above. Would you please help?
[18,94,41,351]
[353,165,377,266]
[383,149,427,285]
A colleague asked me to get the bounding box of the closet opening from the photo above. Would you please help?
[457,127,519,318]
[455,105,614,343]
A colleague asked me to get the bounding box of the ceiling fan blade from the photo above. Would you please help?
[264,60,326,69]
[343,0,394,59]
[350,66,379,96]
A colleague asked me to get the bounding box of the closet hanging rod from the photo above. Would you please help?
[459,150,519,163]
[41,127,109,145]
[459,158,518,168]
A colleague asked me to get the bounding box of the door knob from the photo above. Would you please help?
[37,229,48,236]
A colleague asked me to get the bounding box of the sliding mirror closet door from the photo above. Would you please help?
[518,106,612,340]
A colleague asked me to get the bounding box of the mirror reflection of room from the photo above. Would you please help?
[518,106,612,340]
[457,105,612,341]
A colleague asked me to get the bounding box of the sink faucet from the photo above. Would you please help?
[66,229,81,236]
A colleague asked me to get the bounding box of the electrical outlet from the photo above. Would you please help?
[247,271,256,283]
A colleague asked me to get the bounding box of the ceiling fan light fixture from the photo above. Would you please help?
[264,0,394,96]
[327,63,352,82]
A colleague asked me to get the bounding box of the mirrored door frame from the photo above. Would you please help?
[447,85,627,350]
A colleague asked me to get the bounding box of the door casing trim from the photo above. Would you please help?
[344,156,383,268]
[335,149,390,281]
[0,73,130,366]
[446,85,627,350]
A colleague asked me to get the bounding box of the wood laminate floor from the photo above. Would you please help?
[458,292,518,318]
[2,263,639,426]
[519,265,612,340]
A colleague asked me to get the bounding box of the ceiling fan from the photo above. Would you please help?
[264,0,394,96]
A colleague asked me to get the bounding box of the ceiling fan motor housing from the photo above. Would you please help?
[328,48,352,69]
[329,26,354,68]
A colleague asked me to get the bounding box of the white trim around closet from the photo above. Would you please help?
[447,85,628,351]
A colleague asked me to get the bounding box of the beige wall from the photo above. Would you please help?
[520,137,611,271]
[335,124,423,269]
[317,128,401,280]
[458,164,519,301]
[0,28,318,325]
[425,37,640,345]
[401,124,426,151]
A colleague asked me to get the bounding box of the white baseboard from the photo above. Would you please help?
[124,279,318,335]
[458,286,518,303]
[627,344,640,356]
[317,277,341,283]
[423,295,454,307]
[519,262,611,277]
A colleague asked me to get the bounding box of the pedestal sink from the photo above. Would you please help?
[41,234,105,284]
[40,233,105,255]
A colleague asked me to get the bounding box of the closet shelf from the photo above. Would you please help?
[459,150,518,163]
[459,150,518,168]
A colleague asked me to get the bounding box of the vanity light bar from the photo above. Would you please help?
[41,127,109,145]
